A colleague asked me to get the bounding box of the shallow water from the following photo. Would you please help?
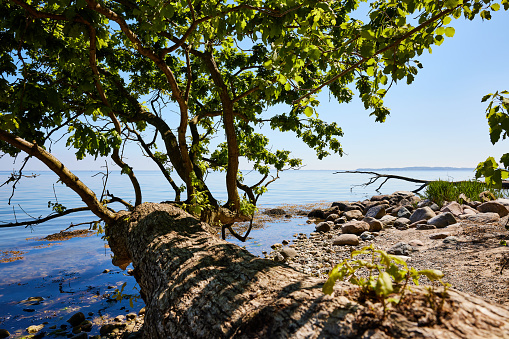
[0,169,476,336]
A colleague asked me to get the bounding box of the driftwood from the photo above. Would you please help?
[106,203,509,338]
[335,170,509,193]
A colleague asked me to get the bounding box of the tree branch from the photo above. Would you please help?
[0,206,90,228]
[334,170,430,193]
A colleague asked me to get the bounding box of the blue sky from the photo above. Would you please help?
[1,8,508,173]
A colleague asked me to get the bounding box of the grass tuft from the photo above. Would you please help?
[422,180,508,207]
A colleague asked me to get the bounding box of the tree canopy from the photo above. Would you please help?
[1,0,507,232]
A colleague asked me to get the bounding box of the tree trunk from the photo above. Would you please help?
[107,203,509,338]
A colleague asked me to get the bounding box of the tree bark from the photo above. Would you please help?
[107,203,509,339]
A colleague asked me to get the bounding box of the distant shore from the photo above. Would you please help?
[356,166,475,171]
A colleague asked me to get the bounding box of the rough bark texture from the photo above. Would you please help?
[107,203,509,338]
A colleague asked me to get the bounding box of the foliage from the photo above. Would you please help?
[422,179,508,207]
[323,244,448,317]
[0,0,508,225]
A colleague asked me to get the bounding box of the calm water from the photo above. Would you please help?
[0,169,475,336]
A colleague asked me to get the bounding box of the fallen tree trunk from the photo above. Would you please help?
[107,203,509,338]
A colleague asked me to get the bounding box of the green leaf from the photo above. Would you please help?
[375,272,394,296]
[418,269,444,281]
[444,27,455,38]
[304,106,314,117]
[491,3,501,11]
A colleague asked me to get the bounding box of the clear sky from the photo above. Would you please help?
[1,9,508,173]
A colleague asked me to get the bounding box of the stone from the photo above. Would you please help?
[100,324,116,336]
[464,212,500,223]
[396,207,411,219]
[341,221,370,234]
[359,232,375,241]
[334,216,347,225]
[409,206,436,223]
[479,190,496,202]
[331,201,351,211]
[0,329,9,338]
[71,333,88,339]
[282,240,289,245]
[394,217,410,228]
[273,252,285,262]
[27,325,44,334]
[458,193,471,204]
[462,206,478,215]
[387,242,414,256]
[363,217,383,232]
[477,201,509,217]
[315,221,333,233]
[264,208,286,216]
[308,209,326,219]
[379,215,397,227]
[429,203,440,211]
[496,198,509,206]
[416,224,436,230]
[344,209,363,221]
[68,312,86,327]
[80,320,93,332]
[427,212,457,228]
[365,205,386,219]
[417,199,432,208]
[102,269,110,273]
[443,236,459,243]
[441,202,463,217]
[280,247,298,259]
[270,243,283,250]
[114,315,126,322]
[326,213,339,222]
[332,234,360,246]
[127,313,137,320]
[408,240,424,247]
[429,233,449,239]
[371,194,390,201]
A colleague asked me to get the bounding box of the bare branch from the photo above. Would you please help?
[334,170,429,193]
[0,206,90,228]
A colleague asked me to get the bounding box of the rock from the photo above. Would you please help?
[100,324,116,336]
[270,243,283,250]
[68,312,86,327]
[409,207,436,223]
[371,194,390,201]
[443,236,459,243]
[308,209,326,219]
[359,232,375,241]
[114,315,126,322]
[387,242,414,256]
[25,296,44,303]
[441,202,463,217]
[23,308,35,312]
[334,216,347,225]
[0,329,10,338]
[332,234,360,246]
[379,215,397,227]
[344,210,363,221]
[429,233,449,239]
[416,224,437,230]
[102,269,110,273]
[331,201,351,211]
[363,217,383,232]
[264,208,286,216]
[396,207,411,219]
[341,221,369,234]
[427,212,457,228]
[326,213,339,222]
[282,240,289,245]
[479,190,496,202]
[127,313,137,320]
[273,252,285,262]
[462,206,478,215]
[429,203,440,211]
[80,320,93,332]
[417,199,432,208]
[365,205,386,219]
[315,221,333,233]
[408,240,424,247]
[27,325,44,334]
[458,193,471,204]
[280,247,298,259]
[496,198,509,206]
[477,201,509,217]
[464,212,500,223]
[394,217,410,229]
[70,333,88,339]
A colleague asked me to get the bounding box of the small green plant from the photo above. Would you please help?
[323,245,448,318]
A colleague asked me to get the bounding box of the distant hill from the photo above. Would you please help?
[355,166,475,171]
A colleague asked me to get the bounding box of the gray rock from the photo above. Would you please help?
[387,242,414,256]
[334,216,347,225]
[409,207,436,223]
[458,193,472,204]
[464,212,500,223]
[443,236,459,243]
[359,232,375,241]
[68,312,85,327]
[273,252,285,262]
[280,247,298,259]
[416,224,437,230]
[394,217,411,228]
[429,203,440,211]
[365,205,386,219]
[315,221,332,232]
[427,212,457,228]
[417,199,432,208]
[0,329,10,339]
[341,221,370,234]
[363,217,383,232]
[333,234,360,246]
[326,213,340,221]
[441,202,463,217]
[344,209,363,221]
[408,240,424,247]
[397,207,411,219]
[477,201,509,217]
[380,215,397,227]
[429,233,449,239]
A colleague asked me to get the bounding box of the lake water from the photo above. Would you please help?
[0,168,476,336]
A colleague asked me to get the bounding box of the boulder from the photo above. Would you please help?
[477,201,509,217]
[331,201,351,211]
[363,217,383,232]
[479,190,496,202]
[344,209,363,221]
[409,207,436,223]
[427,212,457,228]
[365,205,386,219]
[441,202,463,217]
[380,215,397,227]
[67,312,86,327]
[308,208,326,219]
[280,247,298,259]
[417,199,432,208]
[341,221,370,234]
[0,329,10,339]
[332,234,360,246]
[371,194,390,201]
[326,213,340,222]
[394,217,411,229]
[396,207,411,219]
[334,216,347,225]
[315,221,333,233]
[429,203,440,211]
[263,208,286,216]
[464,212,500,223]
[359,232,375,241]
[387,242,414,256]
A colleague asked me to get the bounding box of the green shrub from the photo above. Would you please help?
[422,179,508,207]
